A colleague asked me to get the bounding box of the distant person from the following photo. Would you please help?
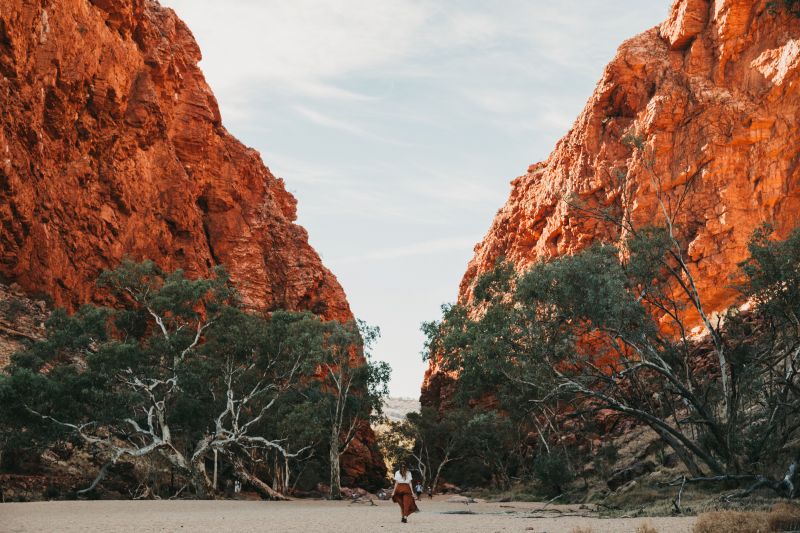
[427,485,433,499]
[391,463,419,523]
[414,482,423,500]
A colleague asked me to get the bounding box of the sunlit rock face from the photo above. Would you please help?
[0,0,384,488]
[422,0,800,409]
[0,0,350,319]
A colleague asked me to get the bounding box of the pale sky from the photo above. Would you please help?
[160,1,669,397]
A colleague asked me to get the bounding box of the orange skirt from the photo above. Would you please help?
[391,484,419,516]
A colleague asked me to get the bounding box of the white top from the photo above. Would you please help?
[394,470,413,484]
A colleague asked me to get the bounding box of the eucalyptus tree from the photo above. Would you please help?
[2,260,325,498]
[313,320,390,499]
[425,225,800,499]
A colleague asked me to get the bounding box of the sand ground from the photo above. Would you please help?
[1,497,696,533]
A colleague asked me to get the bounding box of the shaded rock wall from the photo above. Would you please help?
[422,0,800,408]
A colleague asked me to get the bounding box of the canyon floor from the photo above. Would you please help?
[1,497,696,532]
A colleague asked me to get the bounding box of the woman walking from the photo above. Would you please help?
[391,463,419,523]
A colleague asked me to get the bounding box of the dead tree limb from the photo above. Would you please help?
[231,456,291,501]
[672,475,686,514]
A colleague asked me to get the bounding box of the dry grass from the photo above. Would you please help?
[767,502,800,531]
[567,520,666,532]
[693,510,769,533]
[693,503,800,533]
[636,522,659,533]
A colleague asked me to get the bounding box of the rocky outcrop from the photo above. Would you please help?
[0,0,349,320]
[423,0,800,407]
[0,282,46,368]
[0,0,383,487]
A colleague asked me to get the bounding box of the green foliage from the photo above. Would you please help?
[740,224,800,321]
[622,132,646,150]
[305,317,390,496]
[517,242,647,333]
[0,260,388,498]
[381,404,527,491]
[377,420,414,469]
[592,443,619,480]
[424,222,800,493]
[422,262,559,415]
[597,443,619,464]
[532,452,574,496]
[314,319,390,432]
[472,258,515,302]
[768,0,800,16]
[461,411,522,489]
[0,298,28,321]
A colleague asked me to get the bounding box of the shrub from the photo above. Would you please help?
[694,503,800,533]
[592,442,620,478]
[767,502,800,532]
[1,299,27,321]
[597,443,619,464]
[532,452,573,495]
[768,0,800,16]
[693,511,769,533]
[635,522,658,533]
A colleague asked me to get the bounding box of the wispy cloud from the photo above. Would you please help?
[165,0,668,144]
[292,106,370,137]
[330,236,478,266]
[163,0,431,100]
[160,0,671,397]
[263,151,351,187]
[403,169,507,208]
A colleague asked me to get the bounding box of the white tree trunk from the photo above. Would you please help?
[213,449,218,492]
[329,432,342,499]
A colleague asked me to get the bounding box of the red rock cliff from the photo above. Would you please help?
[422,0,800,408]
[0,0,384,487]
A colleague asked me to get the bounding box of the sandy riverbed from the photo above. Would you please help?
[1,497,696,532]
